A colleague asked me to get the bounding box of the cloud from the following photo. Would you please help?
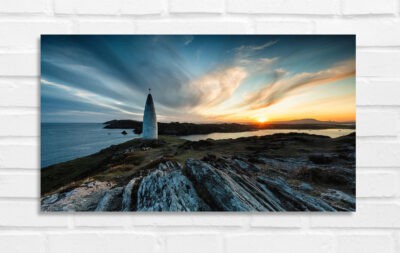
[187,67,247,112]
[233,41,279,74]
[234,40,278,56]
[41,79,142,116]
[41,36,195,111]
[241,59,355,110]
[183,35,194,45]
[41,35,355,123]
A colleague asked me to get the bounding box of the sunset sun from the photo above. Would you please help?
[257,116,268,123]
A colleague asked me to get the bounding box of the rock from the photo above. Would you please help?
[41,181,115,211]
[299,183,313,191]
[137,161,209,211]
[254,155,308,172]
[42,193,59,205]
[257,176,336,211]
[185,159,280,211]
[122,177,141,211]
[121,130,128,135]
[185,158,337,211]
[321,189,355,207]
[232,158,260,173]
[95,187,124,211]
[308,154,334,164]
[295,167,350,186]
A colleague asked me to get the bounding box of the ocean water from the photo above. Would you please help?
[41,123,138,168]
[41,123,355,168]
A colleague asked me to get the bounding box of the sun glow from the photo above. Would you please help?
[257,116,268,123]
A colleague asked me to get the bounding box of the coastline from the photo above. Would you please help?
[103,119,355,136]
[41,122,354,168]
[41,132,355,212]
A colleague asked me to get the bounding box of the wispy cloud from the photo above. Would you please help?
[233,40,279,73]
[184,35,194,45]
[241,59,355,110]
[41,79,142,116]
[187,67,247,115]
[234,40,278,56]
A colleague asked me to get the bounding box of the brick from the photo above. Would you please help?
[250,213,302,227]
[54,0,121,15]
[131,214,193,226]
[0,53,38,76]
[0,201,69,227]
[73,214,131,227]
[192,215,249,227]
[0,172,38,198]
[255,20,313,34]
[357,51,400,77]
[225,234,333,253]
[357,142,400,167]
[357,172,398,197]
[122,0,164,15]
[357,79,400,105]
[0,0,47,14]
[131,214,249,227]
[0,145,38,169]
[48,233,157,253]
[0,114,38,136]
[55,0,163,15]
[169,0,224,13]
[0,234,45,253]
[310,203,400,228]
[166,234,222,253]
[356,111,397,136]
[0,79,38,107]
[342,0,395,15]
[336,234,396,253]
[77,20,135,34]
[0,21,72,49]
[135,20,253,34]
[227,0,340,15]
[315,18,400,46]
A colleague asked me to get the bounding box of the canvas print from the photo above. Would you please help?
[40,35,355,212]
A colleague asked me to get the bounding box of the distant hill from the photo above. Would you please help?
[271,118,354,125]
[103,119,355,136]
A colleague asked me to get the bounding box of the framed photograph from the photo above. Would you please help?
[41,35,355,212]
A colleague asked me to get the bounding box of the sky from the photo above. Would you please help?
[41,35,355,123]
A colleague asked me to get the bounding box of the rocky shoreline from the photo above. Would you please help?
[103,119,355,135]
[41,132,355,212]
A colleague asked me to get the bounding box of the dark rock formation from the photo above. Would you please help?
[95,187,123,211]
[41,181,115,211]
[122,177,141,211]
[185,159,336,211]
[137,161,209,211]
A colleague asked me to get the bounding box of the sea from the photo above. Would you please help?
[41,123,136,168]
[41,123,355,168]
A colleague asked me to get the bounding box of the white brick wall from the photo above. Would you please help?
[0,1,399,252]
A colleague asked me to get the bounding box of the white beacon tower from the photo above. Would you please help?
[142,89,158,139]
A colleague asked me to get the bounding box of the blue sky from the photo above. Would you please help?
[41,35,355,123]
